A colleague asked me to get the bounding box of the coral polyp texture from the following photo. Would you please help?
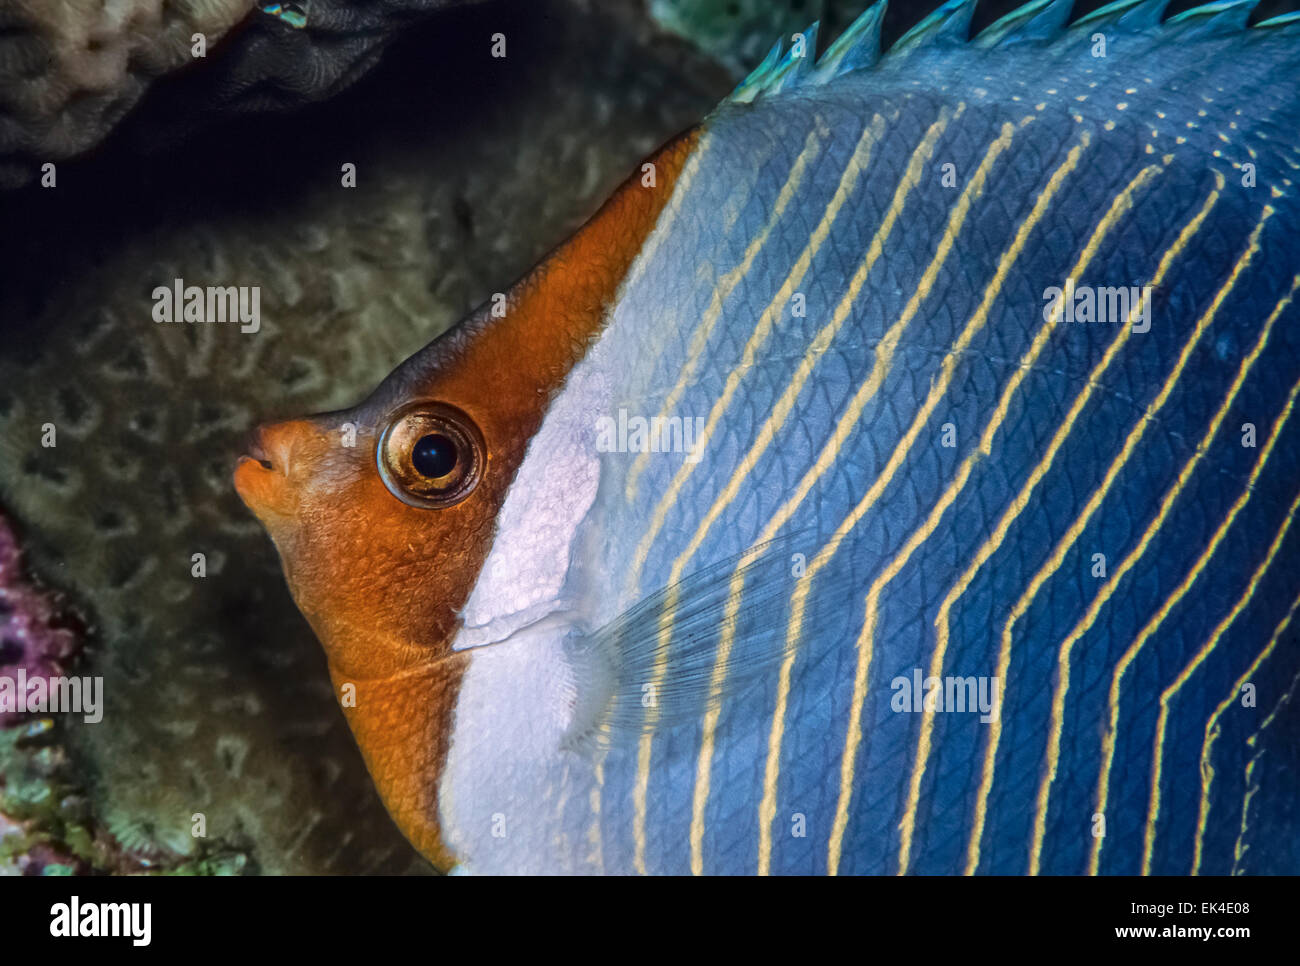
[0,0,492,188]
[0,514,79,722]
[0,0,253,186]
[0,512,89,875]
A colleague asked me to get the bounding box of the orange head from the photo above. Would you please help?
[233,129,698,869]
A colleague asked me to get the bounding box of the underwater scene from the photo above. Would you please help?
[2,0,1299,888]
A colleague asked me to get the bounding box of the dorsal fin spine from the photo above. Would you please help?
[974,0,1074,47]
[812,0,888,80]
[1072,0,1169,32]
[729,39,784,104]
[769,22,821,94]
[1165,0,1259,37]
[892,0,978,52]
[1257,10,1300,28]
[727,0,1293,105]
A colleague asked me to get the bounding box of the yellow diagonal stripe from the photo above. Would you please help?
[1026,204,1274,876]
[629,109,927,874]
[714,118,1024,877]
[892,163,1163,874]
[1230,665,1300,873]
[622,124,830,503]
[812,132,1094,876]
[1141,488,1300,875]
[623,109,949,602]
[1125,280,1299,875]
[1191,589,1300,874]
[963,178,1223,875]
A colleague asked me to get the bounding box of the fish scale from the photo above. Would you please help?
[237,0,1300,874]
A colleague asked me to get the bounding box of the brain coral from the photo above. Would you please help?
[0,0,496,188]
[0,0,255,186]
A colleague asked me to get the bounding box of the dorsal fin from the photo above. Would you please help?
[812,0,888,80]
[1257,10,1300,29]
[973,0,1073,47]
[727,0,1295,105]
[730,39,784,104]
[767,22,821,94]
[892,0,978,53]
[1071,0,1169,32]
[1164,0,1259,38]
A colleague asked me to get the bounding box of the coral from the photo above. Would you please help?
[0,1,500,189]
[0,515,117,874]
[1,716,247,874]
[0,514,80,725]
[0,719,92,874]
[0,0,256,187]
[0,509,89,874]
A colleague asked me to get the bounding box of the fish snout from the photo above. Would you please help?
[233,419,316,518]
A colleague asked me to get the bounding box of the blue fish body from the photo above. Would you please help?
[477,0,1300,875]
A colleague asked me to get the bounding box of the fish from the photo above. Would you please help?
[235,0,1300,875]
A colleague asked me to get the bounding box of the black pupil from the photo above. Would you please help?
[411,433,458,479]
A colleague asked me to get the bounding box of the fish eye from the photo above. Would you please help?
[377,402,485,508]
[412,433,457,478]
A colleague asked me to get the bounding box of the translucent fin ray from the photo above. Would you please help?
[562,530,856,750]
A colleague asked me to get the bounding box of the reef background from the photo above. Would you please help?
[1,0,1296,874]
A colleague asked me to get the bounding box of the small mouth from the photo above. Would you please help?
[236,455,273,478]
[240,430,274,470]
[234,421,315,520]
[234,426,292,518]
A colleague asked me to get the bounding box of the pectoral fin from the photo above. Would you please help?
[563,531,850,750]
